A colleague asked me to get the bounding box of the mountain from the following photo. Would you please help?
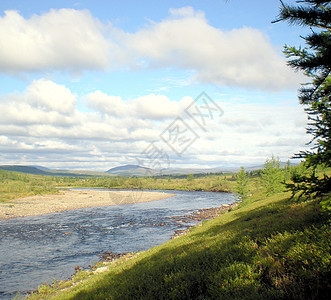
[105,161,299,177]
[0,165,109,177]
[105,165,235,177]
[29,165,50,170]
[1,161,299,178]
[106,165,152,176]
[0,165,55,175]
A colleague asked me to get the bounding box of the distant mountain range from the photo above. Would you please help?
[0,165,112,177]
[104,164,263,176]
[0,162,298,177]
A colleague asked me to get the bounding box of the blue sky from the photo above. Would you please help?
[0,0,311,171]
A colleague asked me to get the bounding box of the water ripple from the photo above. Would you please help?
[0,189,235,299]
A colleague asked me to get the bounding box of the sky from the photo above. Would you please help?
[0,0,311,171]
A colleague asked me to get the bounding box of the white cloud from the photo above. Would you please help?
[0,9,110,73]
[0,135,10,145]
[123,8,301,90]
[85,91,127,116]
[27,79,76,114]
[0,79,77,124]
[0,79,310,170]
[131,94,185,119]
[185,101,310,165]
[169,7,204,18]
[0,7,302,90]
[86,91,191,120]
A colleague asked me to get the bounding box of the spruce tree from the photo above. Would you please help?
[235,166,249,197]
[261,156,284,196]
[273,0,331,198]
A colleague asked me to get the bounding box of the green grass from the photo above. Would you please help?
[0,169,235,205]
[0,170,234,203]
[0,169,59,202]
[70,174,235,192]
[28,185,330,299]
[3,167,330,299]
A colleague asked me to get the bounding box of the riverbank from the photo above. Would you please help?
[25,201,239,298]
[29,187,330,300]
[0,169,235,205]
[0,189,174,220]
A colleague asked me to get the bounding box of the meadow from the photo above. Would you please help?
[0,169,59,203]
[8,164,327,300]
[0,169,235,204]
[72,173,235,192]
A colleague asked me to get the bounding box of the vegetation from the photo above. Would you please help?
[0,159,317,205]
[2,161,330,299]
[274,0,331,200]
[27,165,330,300]
[261,156,284,196]
[4,2,331,299]
[0,169,235,203]
[2,2,330,299]
[71,174,234,192]
[0,169,59,202]
[235,166,249,198]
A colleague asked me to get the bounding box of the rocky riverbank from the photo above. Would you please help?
[95,202,238,264]
[24,200,238,298]
[170,202,238,239]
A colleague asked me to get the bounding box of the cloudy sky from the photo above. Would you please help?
[0,0,310,171]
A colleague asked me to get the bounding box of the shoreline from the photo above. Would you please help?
[25,201,238,298]
[0,189,174,220]
[74,202,239,270]
[170,202,238,239]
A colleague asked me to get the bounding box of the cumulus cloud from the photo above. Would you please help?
[189,101,310,165]
[85,91,191,120]
[85,91,128,117]
[123,7,300,90]
[0,79,77,124]
[0,7,301,90]
[0,9,110,73]
[0,79,309,170]
[26,79,76,114]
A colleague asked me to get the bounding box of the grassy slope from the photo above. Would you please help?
[34,187,330,299]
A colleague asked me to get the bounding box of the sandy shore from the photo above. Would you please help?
[0,189,174,220]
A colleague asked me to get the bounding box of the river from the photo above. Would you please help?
[0,189,235,299]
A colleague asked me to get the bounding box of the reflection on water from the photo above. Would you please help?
[0,189,235,299]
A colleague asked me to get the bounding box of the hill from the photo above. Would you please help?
[0,165,61,176]
[0,165,108,177]
[106,164,152,176]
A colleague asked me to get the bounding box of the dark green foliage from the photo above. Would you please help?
[287,168,330,199]
[261,156,284,196]
[235,166,249,197]
[274,0,331,199]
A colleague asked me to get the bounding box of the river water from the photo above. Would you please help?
[0,189,235,299]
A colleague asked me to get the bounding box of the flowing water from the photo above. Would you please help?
[0,189,235,299]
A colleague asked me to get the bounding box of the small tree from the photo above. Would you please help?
[187,174,194,181]
[261,156,284,196]
[283,160,293,182]
[235,166,249,197]
[273,0,331,199]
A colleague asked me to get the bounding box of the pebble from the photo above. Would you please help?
[170,202,238,239]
